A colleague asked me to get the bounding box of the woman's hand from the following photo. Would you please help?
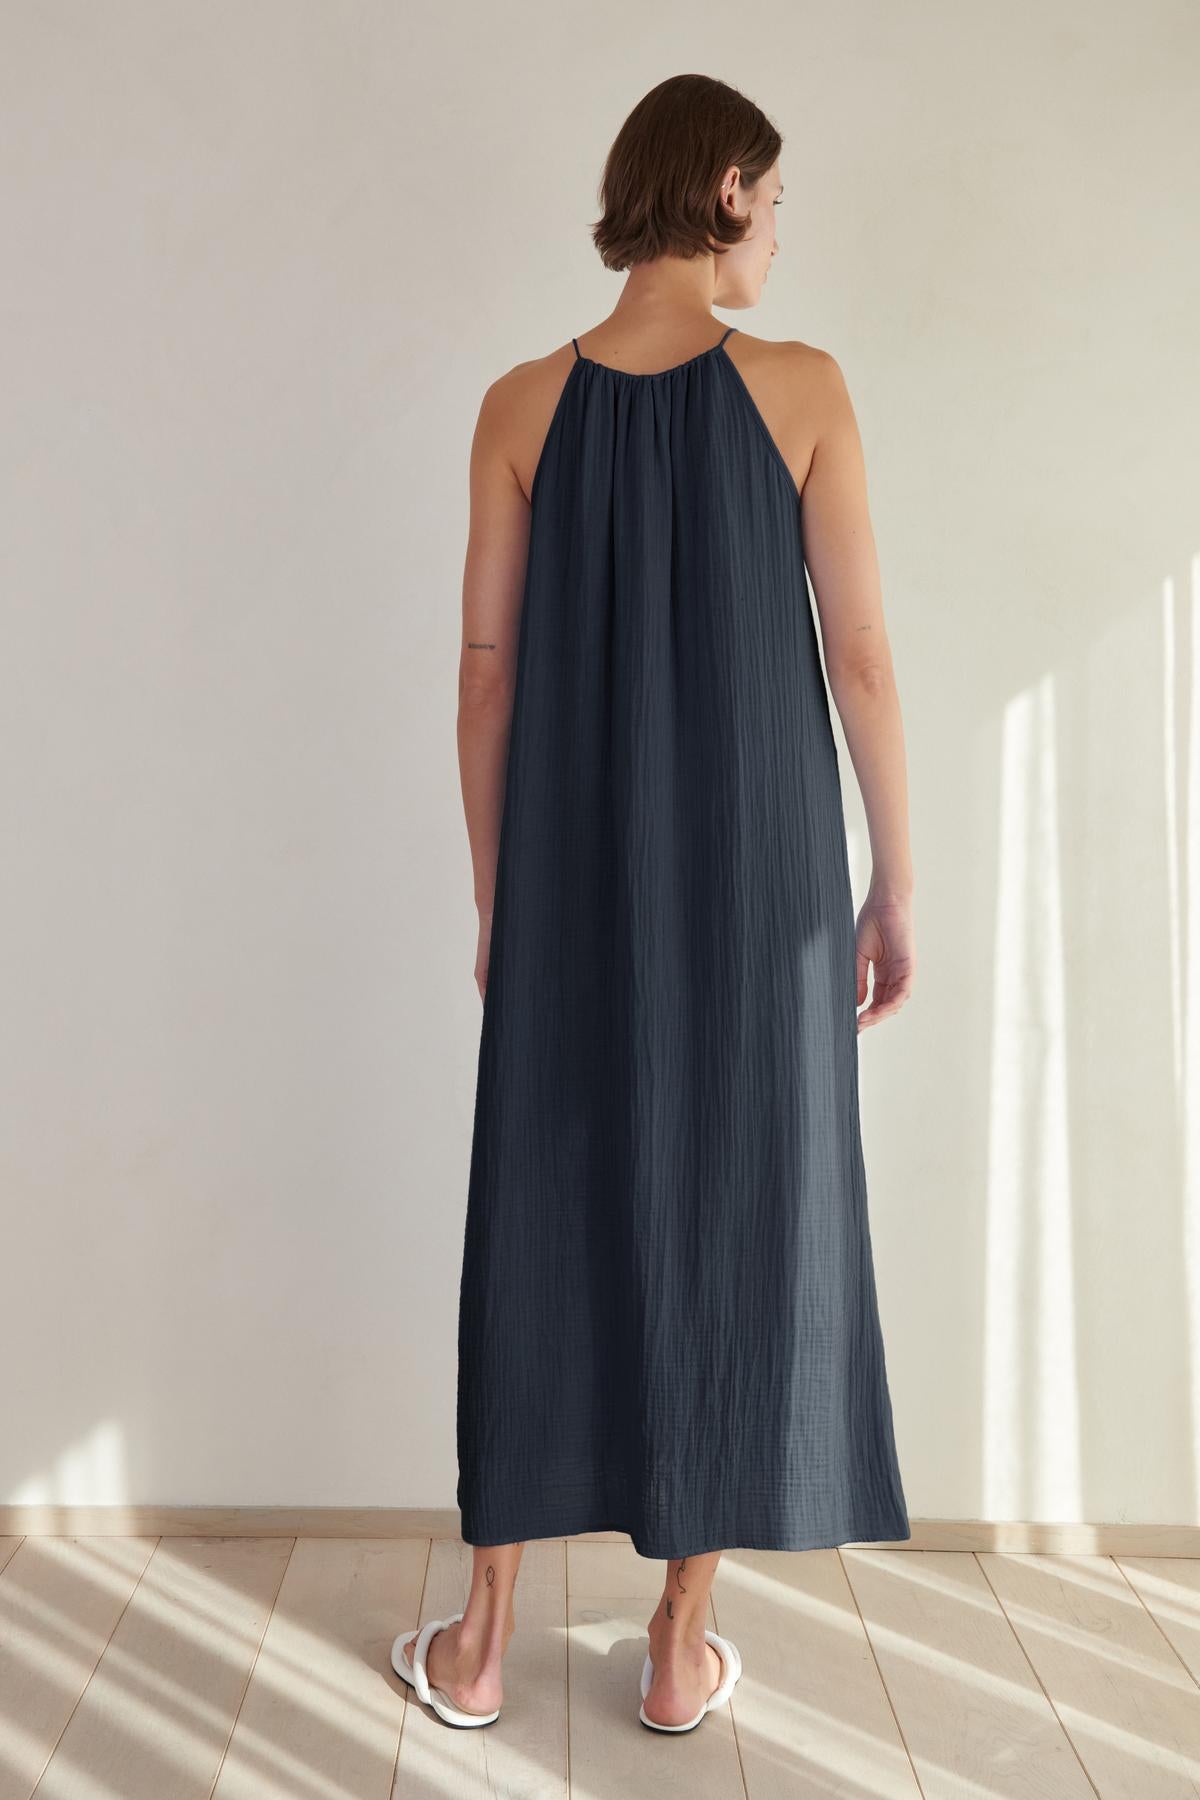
[855,893,915,1032]
[474,908,493,1002]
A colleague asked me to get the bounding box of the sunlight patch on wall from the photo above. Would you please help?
[8,1420,128,1505]
[1167,554,1200,1504]
[983,674,1081,1519]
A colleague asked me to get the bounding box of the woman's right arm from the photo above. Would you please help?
[457,377,532,1000]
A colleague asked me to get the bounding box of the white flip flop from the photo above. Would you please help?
[638,1628,742,1732]
[390,1611,501,1728]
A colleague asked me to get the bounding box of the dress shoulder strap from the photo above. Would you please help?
[571,337,582,360]
[718,325,737,346]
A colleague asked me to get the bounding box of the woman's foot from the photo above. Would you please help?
[401,1606,516,1717]
[642,1615,724,1728]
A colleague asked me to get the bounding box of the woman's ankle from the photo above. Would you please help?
[647,1598,707,1652]
[456,1609,514,1667]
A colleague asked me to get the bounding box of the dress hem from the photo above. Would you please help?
[458,1510,913,1561]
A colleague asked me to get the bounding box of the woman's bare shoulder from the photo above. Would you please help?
[729,335,859,447]
[470,346,577,502]
[479,344,573,408]
[729,331,845,385]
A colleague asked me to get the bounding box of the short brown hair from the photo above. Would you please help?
[590,75,782,272]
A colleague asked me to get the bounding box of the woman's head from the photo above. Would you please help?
[590,75,783,308]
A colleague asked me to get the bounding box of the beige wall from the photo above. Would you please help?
[3,2,1198,1530]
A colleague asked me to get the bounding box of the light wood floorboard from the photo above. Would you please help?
[978,1551,1200,1799]
[1,1540,1196,1798]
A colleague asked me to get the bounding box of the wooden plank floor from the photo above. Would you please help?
[1,1535,1198,1797]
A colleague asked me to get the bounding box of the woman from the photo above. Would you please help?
[395,73,915,1734]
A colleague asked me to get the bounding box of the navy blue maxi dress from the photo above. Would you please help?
[455,324,910,1560]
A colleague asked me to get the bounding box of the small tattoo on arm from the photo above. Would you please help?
[666,1598,674,1618]
[467,641,496,649]
[485,1564,495,1586]
[675,1559,687,1591]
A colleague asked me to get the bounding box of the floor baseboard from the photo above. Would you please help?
[1,1506,1196,1555]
